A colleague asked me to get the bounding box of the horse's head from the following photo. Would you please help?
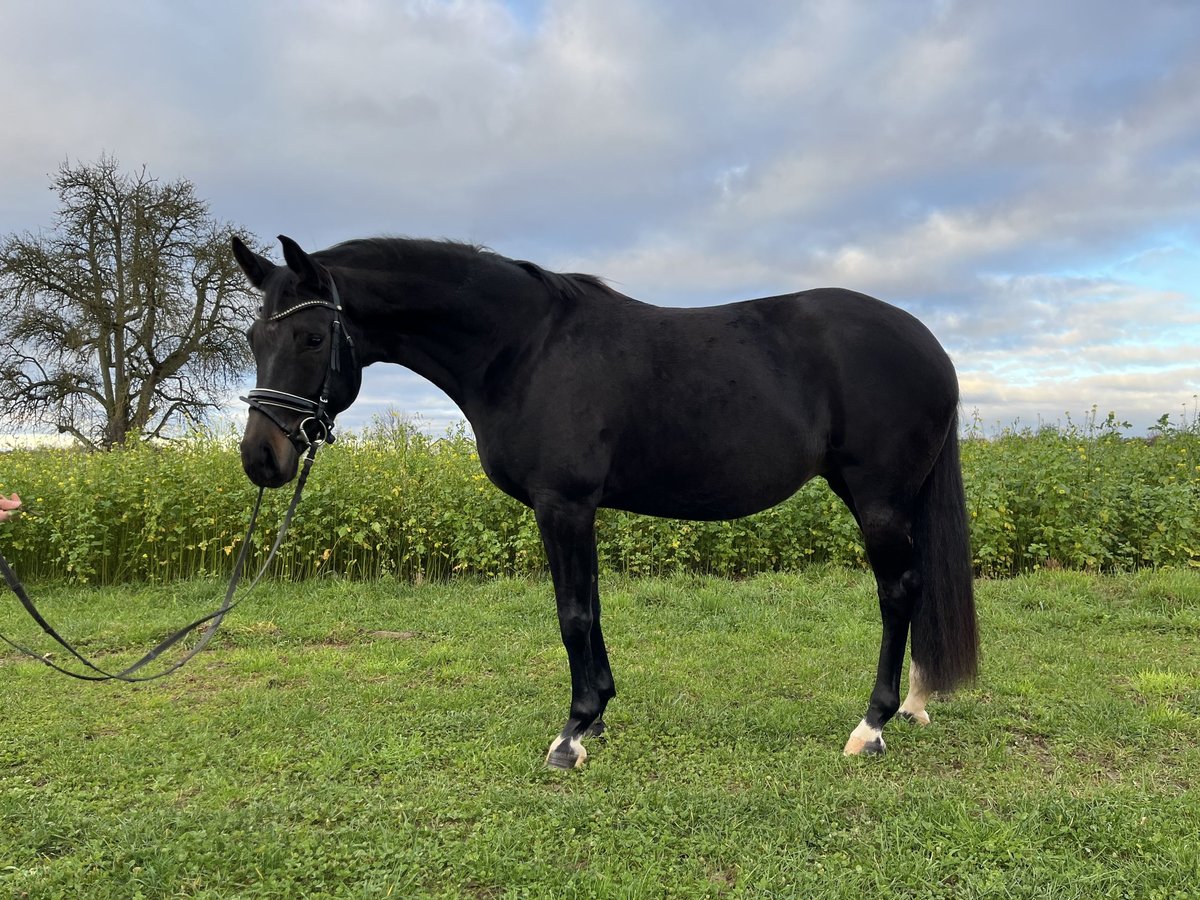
[233,235,362,488]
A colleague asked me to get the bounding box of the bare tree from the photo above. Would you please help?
[0,156,260,449]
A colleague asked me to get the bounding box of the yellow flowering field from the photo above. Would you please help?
[2,417,1198,584]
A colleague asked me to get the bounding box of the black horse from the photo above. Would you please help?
[233,234,978,768]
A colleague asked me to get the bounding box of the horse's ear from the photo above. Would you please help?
[231,235,274,288]
[278,235,325,293]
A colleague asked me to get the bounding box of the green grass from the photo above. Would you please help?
[2,569,1199,897]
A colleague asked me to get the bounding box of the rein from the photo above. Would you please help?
[0,283,352,682]
[0,449,316,681]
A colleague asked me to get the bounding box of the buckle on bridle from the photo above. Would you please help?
[297,415,330,448]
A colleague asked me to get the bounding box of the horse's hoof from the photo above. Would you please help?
[897,709,931,726]
[843,735,887,756]
[860,736,886,755]
[545,735,588,770]
[843,721,886,756]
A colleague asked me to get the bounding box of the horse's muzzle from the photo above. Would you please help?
[240,428,299,489]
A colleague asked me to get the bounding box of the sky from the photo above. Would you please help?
[2,0,1199,435]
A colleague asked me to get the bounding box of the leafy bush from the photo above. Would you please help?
[2,413,1199,584]
[961,413,1200,574]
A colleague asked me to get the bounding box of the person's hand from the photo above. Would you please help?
[0,493,21,522]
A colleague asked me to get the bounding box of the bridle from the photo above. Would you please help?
[241,279,357,451]
[0,279,358,681]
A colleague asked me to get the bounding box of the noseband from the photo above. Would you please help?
[241,281,357,451]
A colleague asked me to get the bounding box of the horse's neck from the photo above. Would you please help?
[346,265,547,416]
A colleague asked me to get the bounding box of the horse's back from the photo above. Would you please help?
[608,287,958,441]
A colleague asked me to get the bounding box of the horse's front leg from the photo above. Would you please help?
[535,495,609,769]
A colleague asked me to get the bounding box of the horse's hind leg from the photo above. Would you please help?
[842,499,918,756]
[898,663,932,726]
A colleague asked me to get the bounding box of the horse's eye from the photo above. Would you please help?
[306,334,324,348]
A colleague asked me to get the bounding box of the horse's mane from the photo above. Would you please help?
[314,237,611,303]
[510,259,610,301]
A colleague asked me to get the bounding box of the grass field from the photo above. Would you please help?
[2,569,1199,897]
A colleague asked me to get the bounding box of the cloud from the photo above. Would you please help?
[950,273,1200,431]
[1,0,1198,434]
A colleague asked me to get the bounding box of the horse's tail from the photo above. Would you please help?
[909,410,978,692]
